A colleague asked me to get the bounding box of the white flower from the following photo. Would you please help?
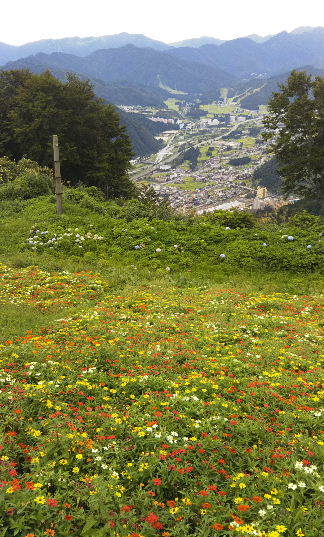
[225,226,231,230]
[298,482,306,488]
[156,248,162,252]
[219,254,226,259]
[288,483,297,490]
[287,236,294,241]
[306,245,312,249]
[165,266,171,271]
[262,243,267,246]
[258,509,266,517]
[318,486,324,493]
[134,245,141,250]
[295,461,303,469]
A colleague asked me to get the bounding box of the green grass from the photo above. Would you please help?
[237,137,256,147]
[165,98,181,111]
[200,102,236,115]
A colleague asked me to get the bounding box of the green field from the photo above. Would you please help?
[200,102,237,115]
[165,98,181,111]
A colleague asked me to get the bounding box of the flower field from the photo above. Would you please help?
[0,263,323,537]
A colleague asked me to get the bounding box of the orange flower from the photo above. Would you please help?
[252,496,263,503]
[237,504,251,511]
[45,530,56,536]
[202,502,212,509]
[212,523,225,530]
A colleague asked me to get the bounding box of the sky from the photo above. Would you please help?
[1,0,323,45]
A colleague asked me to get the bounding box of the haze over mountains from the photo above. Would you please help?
[1,26,323,156]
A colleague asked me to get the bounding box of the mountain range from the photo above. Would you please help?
[1,26,323,156]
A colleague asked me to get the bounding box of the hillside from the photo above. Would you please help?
[0,186,323,536]
[3,46,237,93]
[237,67,324,109]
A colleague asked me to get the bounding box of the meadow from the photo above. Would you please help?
[0,189,323,537]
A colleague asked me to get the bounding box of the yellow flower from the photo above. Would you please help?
[72,467,80,473]
[76,454,83,460]
[296,531,305,537]
[6,487,14,493]
[276,527,287,533]
[34,495,46,504]
[59,459,68,465]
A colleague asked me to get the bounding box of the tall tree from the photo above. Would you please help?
[0,70,135,198]
[263,70,324,213]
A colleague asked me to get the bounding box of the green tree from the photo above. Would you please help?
[263,70,324,213]
[0,70,135,198]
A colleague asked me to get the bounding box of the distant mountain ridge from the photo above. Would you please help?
[1,26,323,66]
[0,32,169,65]
[171,37,226,48]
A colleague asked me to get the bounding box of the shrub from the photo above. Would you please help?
[202,210,256,228]
[0,157,53,200]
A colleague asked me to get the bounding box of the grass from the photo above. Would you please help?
[236,137,256,147]
[165,98,181,112]
[200,102,236,115]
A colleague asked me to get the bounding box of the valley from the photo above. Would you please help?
[129,96,279,212]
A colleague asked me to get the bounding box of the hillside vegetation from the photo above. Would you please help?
[0,180,323,536]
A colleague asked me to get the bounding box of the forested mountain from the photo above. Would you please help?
[3,46,236,93]
[236,67,324,109]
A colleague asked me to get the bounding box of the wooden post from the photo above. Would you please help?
[52,135,63,215]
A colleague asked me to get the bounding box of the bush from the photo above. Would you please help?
[0,157,53,200]
[202,210,256,228]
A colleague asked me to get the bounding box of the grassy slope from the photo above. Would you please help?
[0,196,323,536]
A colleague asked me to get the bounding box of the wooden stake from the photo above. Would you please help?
[52,135,63,215]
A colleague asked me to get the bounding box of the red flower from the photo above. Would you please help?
[198,490,209,496]
[145,512,160,524]
[47,498,59,507]
[212,523,225,530]
[153,478,162,486]
[121,505,134,512]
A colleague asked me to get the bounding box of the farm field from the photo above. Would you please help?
[0,261,323,537]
